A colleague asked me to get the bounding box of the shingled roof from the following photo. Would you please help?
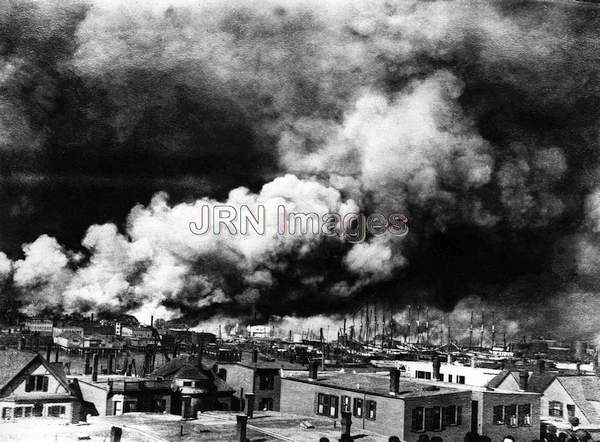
[557,376,600,425]
[0,351,39,392]
[486,369,557,393]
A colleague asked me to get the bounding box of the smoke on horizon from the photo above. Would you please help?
[1,0,600,340]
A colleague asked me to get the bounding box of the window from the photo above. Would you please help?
[549,401,563,418]
[13,406,32,418]
[259,373,275,390]
[47,406,66,417]
[518,404,531,426]
[457,376,466,384]
[258,397,273,411]
[567,404,575,418]
[353,398,363,418]
[124,401,137,413]
[2,408,11,419]
[412,407,425,432]
[493,405,504,424]
[504,404,517,427]
[183,381,192,387]
[416,371,432,380]
[316,393,338,418]
[341,395,351,413]
[366,400,377,420]
[443,405,461,426]
[425,406,442,431]
[25,375,48,392]
[448,374,453,383]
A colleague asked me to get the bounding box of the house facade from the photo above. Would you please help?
[0,351,80,422]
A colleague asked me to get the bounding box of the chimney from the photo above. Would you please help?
[46,343,52,361]
[150,315,153,328]
[92,353,99,382]
[252,348,258,363]
[518,370,528,391]
[54,347,59,363]
[446,353,452,364]
[389,368,400,395]
[90,313,94,323]
[537,359,545,373]
[470,357,476,368]
[432,356,441,381]
[236,415,248,441]
[309,360,319,380]
[245,393,255,419]
[107,379,114,392]
[110,426,122,442]
[577,362,582,376]
[340,411,352,441]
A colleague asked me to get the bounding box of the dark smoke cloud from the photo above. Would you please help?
[1,0,600,340]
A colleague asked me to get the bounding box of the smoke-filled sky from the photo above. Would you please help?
[2,0,600,340]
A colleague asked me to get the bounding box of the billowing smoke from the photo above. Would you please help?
[1,0,600,339]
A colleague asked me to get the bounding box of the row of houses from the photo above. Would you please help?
[2,348,600,441]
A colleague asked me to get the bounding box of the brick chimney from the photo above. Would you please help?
[389,368,400,395]
[108,353,115,375]
[309,360,319,381]
[84,353,91,375]
[518,370,528,391]
[252,348,259,363]
[46,343,52,361]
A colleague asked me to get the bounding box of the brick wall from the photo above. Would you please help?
[281,378,471,440]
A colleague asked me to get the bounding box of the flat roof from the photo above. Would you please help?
[284,371,468,399]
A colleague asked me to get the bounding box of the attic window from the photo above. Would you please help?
[25,375,48,392]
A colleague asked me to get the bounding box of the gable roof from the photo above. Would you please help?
[486,369,557,393]
[175,365,209,381]
[0,351,38,392]
[0,350,74,396]
[557,376,600,425]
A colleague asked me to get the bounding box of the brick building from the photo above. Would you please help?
[281,363,540,441]
[281,366,472,441]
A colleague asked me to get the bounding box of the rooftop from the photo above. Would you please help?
[285,371,467,399]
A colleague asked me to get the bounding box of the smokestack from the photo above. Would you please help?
[245,393,255,419]
[92,353,99,382]
[432,356,441,381]
[252,348,258,363]
[309,360,319,380]
[518,371,528,391]
[389,368,400,395]
[236,415,248,441]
